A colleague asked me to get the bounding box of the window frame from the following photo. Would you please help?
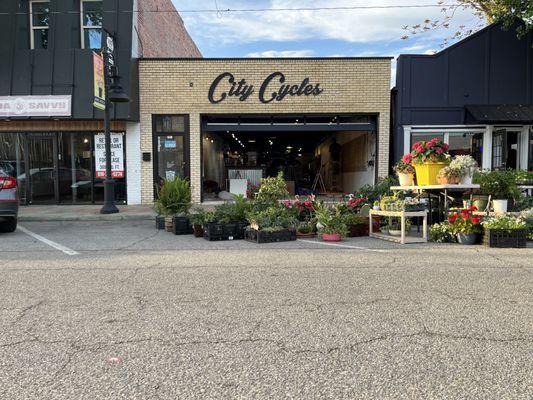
[29,0,50,50]
[80,0,104,50]
[407,127,487,168]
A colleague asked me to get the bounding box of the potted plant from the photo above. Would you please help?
[473,170,520,214]
[410,138,450,186]
[315,203,348,242]
[204,195,251,241]
[449,155,478,185]
[384,218,411,236]
[482,215,527,248]
[373,201,380,211]
[245,203,298,243]
[429,221,455,243]
[154,177,192,233]
[394,154,416,186]
[437,165,462,185]
[189,207,207,238]
[296,221,317,238]
[448,206,483,245]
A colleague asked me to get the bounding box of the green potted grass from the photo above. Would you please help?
[154,177,192,233]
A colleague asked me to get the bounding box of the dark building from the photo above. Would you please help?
[0,0,200,205]
[393,22,533,172]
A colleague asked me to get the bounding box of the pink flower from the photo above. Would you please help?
[402,154,412,164]
[435,147,443,155]
[442,143,449,151]
[426,142,434,149]
[430,137,439,143]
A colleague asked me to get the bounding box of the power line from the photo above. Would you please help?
[0,4,462,16]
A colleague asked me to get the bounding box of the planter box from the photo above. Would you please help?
[203,221,248,241]
[347,223,369,237]
[414,162,447,186]
[155,215,165,230]
[483,228,527,248]
[172,216,193,235]
[192,224,204,238]
[245,228,296,243]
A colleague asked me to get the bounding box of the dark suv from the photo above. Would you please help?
[0,166,18,233]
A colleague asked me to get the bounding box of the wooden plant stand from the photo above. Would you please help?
[369,210,428,244]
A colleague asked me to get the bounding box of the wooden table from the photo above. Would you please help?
[369,210,428,244]
[390,184,480,223]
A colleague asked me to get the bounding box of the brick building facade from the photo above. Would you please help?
[138,58,391,204]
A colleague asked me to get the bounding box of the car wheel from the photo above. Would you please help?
[0,218,17,233]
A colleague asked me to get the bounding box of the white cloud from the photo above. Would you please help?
[174,0,479,46]
[246,50,315,58]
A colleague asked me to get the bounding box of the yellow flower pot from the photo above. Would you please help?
[414,162,447,186]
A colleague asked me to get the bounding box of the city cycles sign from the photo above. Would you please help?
[208,72,323,104]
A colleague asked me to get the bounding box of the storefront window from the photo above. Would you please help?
[448,133,483,167]
[410,131,484,167]
[411,133,444,148]
[0,133,27,202]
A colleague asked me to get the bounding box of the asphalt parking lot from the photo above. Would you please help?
[0,221,532,399]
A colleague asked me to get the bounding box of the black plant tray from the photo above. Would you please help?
[155,215,165,230]
[483,228,527,248]
[245,228,296,244]
[203,221,248,241]
[172,216,193,235]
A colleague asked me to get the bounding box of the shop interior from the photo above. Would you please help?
[201,114,376,201]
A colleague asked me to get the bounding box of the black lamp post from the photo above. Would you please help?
[100,33,130,214]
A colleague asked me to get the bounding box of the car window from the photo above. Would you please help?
[0,162,15,177]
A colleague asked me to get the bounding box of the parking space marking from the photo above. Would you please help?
[297,239,390,253]
[18,225,79,256]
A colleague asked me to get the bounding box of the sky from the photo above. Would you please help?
[171,0,485,83]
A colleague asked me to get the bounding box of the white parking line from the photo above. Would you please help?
[18,225,79,256]
[297,239,390,253]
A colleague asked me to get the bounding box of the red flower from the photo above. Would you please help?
[435,147,443,155]
[449,214,458,224]
[461,210,470,220]
[442,143,449,151]
[426,142,435,149]
[402,154,413,164]
[471,216,481,225]
[412,142,422,151]
[469,205,477,212]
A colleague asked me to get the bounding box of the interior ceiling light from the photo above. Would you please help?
[248,139,256,143]
[286,146,293,150]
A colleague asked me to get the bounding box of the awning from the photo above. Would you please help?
[466,104,533,124]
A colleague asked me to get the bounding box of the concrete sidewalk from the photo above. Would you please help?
[18,205,156,222]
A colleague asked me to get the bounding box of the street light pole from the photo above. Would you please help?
[100,35,119,214]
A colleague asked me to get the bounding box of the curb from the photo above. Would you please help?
[18,214,156,222]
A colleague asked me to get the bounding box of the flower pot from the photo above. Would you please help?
[388,229,402,237]
[437,176,460,185]
[372,206,380,211]
[347,223,369,237]
[164,216,173,232]
[193,224,204,238]
[398,173,415,187]
[296,231,317,238]
[155,215,165,230]
[492,199,508,214]
[322,233,342,242]
[472,195,489,212]
[456,233,477,245]
[460,173,473,185]
[414,162,447,186]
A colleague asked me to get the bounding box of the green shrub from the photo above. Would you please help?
[212,195,251,224]
[354,176,398,204]
[247,203,298,230]
[255,172,289,205]
[154,177,191,216]
[473,170,520,200]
